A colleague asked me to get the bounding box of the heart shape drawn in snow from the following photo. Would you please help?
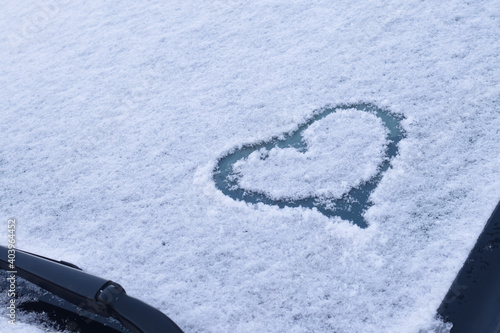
[213,103,406,228]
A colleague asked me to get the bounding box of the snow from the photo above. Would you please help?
[1,0,499,332]
[0,322,44,333]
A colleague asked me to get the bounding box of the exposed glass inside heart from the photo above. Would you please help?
[213,103,406,228]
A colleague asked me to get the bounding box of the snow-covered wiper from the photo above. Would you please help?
[0,246,183,333]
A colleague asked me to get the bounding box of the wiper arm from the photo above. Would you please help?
[0,246,184,333]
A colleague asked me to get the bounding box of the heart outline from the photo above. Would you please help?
[213,103,406,228]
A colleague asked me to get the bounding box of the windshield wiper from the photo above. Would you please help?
[0,246,184,333]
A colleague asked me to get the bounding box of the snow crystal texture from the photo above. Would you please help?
[1,1,499,332]
[234,109,388,200]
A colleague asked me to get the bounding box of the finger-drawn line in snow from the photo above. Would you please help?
[213,103,406,228]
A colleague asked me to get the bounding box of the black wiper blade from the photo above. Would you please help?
[0,246,184,333]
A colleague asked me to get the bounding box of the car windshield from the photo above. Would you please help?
[1,1,499,333]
